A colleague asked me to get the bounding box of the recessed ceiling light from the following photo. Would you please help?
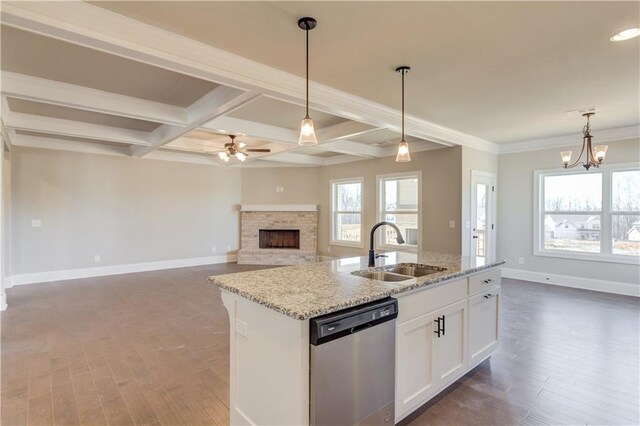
[610,28,640,42]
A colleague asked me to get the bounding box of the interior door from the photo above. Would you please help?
[470,171,496,266]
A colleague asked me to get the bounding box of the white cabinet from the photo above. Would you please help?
[394,268,501,423]
[395,310,438,418]
[468,286,501,368]
[395,299,468,421]
[433,300,468,386]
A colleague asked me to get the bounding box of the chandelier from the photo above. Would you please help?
[561,112,608,170]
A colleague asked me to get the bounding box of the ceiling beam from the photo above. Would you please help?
[258,152,325,166]
[131,86,260,157]
[3,112,152,146]
[11,131,131,157]
[312,140,386,157]
[316,121,379,142]
[203,116,299,144]
[0,1,498,153]
[1,72,189,126]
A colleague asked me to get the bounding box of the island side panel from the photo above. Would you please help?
[221,290,310,425]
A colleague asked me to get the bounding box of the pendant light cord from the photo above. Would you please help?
[305,26,310,119]
[401,70,405,141]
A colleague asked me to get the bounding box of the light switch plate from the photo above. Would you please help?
[31,219,42,228]
[236,320,248,337]
[449,220,455,228]
[94,255,101,263]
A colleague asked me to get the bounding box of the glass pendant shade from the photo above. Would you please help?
[298,117,318,146]
[560,150,572,166]
[594,145,608,162]
[236,152,247,162]
[218,152,229,162]
[396,140,411,162]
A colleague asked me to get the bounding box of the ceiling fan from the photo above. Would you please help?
[214,135,271,162]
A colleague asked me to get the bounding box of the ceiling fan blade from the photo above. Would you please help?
[245,149,271,153]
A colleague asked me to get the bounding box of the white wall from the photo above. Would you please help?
[11,147,242,277]
[497,138,640,289]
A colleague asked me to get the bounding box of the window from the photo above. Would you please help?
[377,172,421,251]
[331,178,363,247]
[534,164,640,263]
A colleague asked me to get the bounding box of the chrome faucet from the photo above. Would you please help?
[369,221,405,266]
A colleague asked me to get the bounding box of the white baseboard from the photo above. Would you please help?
[4,276,13,289]
[502,267,640,297]
[10,254,238,286]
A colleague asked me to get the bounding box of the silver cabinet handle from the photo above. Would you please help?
[483,278,494,284]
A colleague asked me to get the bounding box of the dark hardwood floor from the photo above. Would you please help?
[1,265,638,425]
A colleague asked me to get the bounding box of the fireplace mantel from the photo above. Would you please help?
[240,204,317,212]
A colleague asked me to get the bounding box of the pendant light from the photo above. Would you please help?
[561,112,608,170]
[298,17,318,146]
[395,66,411,162]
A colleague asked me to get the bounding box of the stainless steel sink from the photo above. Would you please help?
[355,271,413,282]
[384,263,447,277]
[352,263,447,283]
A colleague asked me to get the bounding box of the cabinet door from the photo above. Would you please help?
[468,287,501,368]
[432,299,468,387]
[395,311,438,421]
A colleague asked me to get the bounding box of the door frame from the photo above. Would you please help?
[469,170,496,264]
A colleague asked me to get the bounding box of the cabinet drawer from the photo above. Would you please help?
[396,279,467,324]
[468,269,501,296]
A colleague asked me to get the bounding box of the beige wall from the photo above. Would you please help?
[241,167,321,205]
[497,138,640,284]
[316,147,462,258]
[11,147,242,274]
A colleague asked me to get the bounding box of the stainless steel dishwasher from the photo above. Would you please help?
[310,298,398,426]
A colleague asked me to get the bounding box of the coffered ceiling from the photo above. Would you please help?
[1,1,638,168]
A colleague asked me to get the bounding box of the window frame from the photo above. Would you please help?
[533,163,640,265]
[330,177,364,248]
[376,171,422,252]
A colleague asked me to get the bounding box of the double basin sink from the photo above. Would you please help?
[352,263,447,282]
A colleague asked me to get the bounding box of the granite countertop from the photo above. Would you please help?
[208,252,505,320]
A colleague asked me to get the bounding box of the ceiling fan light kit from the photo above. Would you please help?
[216,134,271,163]
[395,66,412,162]
[560,112,608,170]
[298,17,318,146]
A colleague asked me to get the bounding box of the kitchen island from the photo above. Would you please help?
[209,252,504,425]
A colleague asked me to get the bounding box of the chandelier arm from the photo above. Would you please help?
[566,138,587,168]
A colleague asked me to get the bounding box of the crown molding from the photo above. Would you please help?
[1,1,498,154]
[498,125,640,154]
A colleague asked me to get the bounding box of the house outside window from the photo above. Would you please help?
[534,163,640,264]
[377,171,422,251]
[330,178,363,247]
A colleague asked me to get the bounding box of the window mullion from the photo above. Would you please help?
[602,170,612,255]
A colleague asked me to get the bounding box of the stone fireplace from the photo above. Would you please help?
[237,204,317,265]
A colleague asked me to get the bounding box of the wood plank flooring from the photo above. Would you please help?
[2,265,638,425]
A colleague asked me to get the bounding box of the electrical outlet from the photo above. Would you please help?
[211,246,217,254]
[449,220,455,229]
[227,245,232,252]
[276,186,284,193]
[31,219,42,228]
[94,255,101,263]
[518,257,525,265]
[236,320,248,337]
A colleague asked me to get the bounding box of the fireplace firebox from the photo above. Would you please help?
[259,229,300,249]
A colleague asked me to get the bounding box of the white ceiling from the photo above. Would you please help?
[0,1,638,168]
[93,1,640,144]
